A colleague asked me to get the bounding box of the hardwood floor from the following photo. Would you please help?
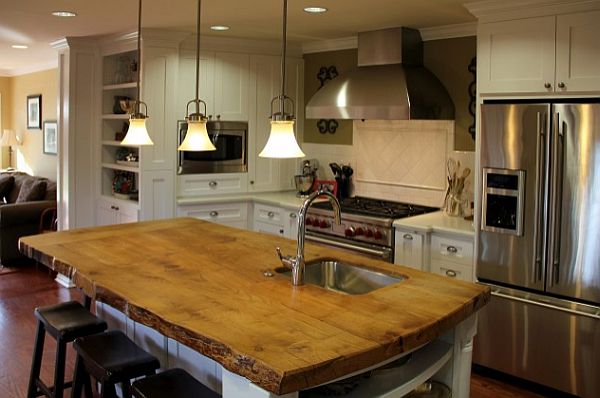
[0,265,560,398]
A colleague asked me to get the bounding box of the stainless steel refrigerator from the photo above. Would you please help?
[474,101,600,397]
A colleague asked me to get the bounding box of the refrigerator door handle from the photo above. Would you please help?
[549,112,565,286]
[490,289,600,320]
[533,112,547,282]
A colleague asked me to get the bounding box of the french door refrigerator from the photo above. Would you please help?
[474,101,600,397]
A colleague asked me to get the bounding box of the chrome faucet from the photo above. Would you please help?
[276,189,341,286]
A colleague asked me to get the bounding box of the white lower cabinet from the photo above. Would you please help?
[177,202,248,229]
[177,174,248,197]
[252,203,299,239]
[394,229,427,270]
[96,197,139,226]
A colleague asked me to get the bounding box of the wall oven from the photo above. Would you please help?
[177,120,248,174]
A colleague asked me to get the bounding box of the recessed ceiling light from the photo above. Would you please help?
[11,45,28,49]
[210,25,230,31]
[52,11,77,17]
[303,6,328,13]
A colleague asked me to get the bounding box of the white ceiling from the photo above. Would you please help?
[0,0,475,76]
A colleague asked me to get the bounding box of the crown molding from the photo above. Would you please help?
[0,61,58,77]
[420,22,477,40]
[465,0,600,22]
[302,36,358,54]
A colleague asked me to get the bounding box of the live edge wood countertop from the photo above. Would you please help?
[19,218,490,395]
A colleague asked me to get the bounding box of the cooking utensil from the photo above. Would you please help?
[329,162,341,178]
[342,165,353,178]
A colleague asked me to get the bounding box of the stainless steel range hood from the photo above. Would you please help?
[305,27,455,120]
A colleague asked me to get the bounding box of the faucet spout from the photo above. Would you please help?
[276,189,341,286]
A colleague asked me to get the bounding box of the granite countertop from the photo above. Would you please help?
[20,218,489,395]
[393,210,475,238]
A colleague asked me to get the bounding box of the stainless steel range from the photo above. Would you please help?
[306,196,438,262]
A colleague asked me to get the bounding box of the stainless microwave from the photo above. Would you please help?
[177,120,248,174]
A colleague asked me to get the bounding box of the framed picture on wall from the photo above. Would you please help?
[43,121,57,155]
[27,94,42,129]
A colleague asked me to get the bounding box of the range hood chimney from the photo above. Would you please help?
[305,27,455,120]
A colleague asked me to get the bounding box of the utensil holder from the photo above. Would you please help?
[444,192,463,217]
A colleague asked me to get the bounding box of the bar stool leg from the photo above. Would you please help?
[54,337,67,398]
[27,321,46,398]
[100,381,118,398]
[121,380,132,398]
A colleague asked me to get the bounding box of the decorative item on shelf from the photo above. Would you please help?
[112,171,136,199]
[258,0,305,158]
[113,96,132,114]
[317,119,338,134]
[115,122,129,141]
[42,121,57,155]
[468,57,476,141]
[115,148,139,166]
[444,158,471,217]
[120,0,153,146]
[27,94,42,129]
[178,0,216,152]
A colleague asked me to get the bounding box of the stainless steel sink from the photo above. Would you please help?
[277,259,404,295]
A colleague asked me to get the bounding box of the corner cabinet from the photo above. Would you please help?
[478,10,600,94]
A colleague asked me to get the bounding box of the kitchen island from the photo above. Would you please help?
[19,218,489,397]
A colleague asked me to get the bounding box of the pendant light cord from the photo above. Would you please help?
[136,0,142,111]
[280,0,287,115]
[195,0,201,113]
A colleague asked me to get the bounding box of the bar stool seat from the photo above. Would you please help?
[72,330,160,398]
[27,301,107,398]
[131,368,221,398]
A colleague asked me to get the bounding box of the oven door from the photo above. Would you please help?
[306,232,393,263]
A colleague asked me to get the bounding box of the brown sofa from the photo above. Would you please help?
[0,171,56,266]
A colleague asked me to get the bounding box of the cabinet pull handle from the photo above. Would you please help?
[446,245,458,253]
[544,82,551,89]
[110,205,120,211]
[267,211,275,218]
[209,211,219,217]
[290,213,297,219]
[445,269,457,278]
[279,229,284,234]
[558,82,566,89]
[403,233,413,240]
[208,181,218,188]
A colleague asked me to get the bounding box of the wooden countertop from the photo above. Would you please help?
[19,218,489,395]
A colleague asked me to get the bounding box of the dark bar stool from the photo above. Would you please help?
[131,368,221,398]
[72,330,161,398]
[27,300,108,398]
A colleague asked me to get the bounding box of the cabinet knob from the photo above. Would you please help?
[250,180,255,185]
[279,229,284,234]
[216,114,221,120]
[403,233,413,240]
[446,245,458,253]
[445,270,457,278]
[290,213,297,219]
[110,205,120,211]
[544,82,552,89]
[209,211,219,217]
[208,181,218,188]
[267,211,275,218]
[558,82,566,89]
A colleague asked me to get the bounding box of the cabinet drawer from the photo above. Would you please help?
[177,202,248,225]
[394,230,425,270]
[254,220,285,237]
[430,261,473,282]
[253,204,283,225]
[177,173,248,196]
[430,235,473,266]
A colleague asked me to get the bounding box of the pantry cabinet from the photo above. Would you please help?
[478,10,600,94]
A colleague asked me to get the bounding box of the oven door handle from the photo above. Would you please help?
[305,234,392,260]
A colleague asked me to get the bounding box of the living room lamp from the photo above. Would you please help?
[178,0,216,152]
[121,0,153,146]
[258,0,305,158]
[1,129,21,168]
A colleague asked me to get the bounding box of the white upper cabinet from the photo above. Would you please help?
[478,11,600,94]
[214,52,250,121]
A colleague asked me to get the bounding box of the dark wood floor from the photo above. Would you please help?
[0,265,554,398]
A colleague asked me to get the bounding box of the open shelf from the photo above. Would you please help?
[103,82,137,91]
[102,140,140,148]
[102,114,130,120]
[102,162,139,173]
[100,194,140,208]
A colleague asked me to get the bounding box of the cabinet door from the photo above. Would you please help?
[394,230,425,270]
[178,51,215,119]
[116,206,139,224]
[284,210,299,240]
[97,202,117,226]
[254,220,285,237]
[177,202,248,229]
[556,11,600,92]
[214,52,249,121]
[478,17,556,93]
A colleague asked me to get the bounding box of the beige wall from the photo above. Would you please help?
[302,36,476,151]
[7,69,58,179]
[0,76,12,167]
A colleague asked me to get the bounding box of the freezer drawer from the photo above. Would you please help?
[473,285,600,397]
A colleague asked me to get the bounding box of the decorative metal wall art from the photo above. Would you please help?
[468,57,476,141]
[317,119,339,134]
[316,65,340,134]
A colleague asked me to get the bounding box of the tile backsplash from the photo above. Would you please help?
[302,120,474,208]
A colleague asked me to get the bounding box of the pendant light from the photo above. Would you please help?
[121,0,153,146]
[258,0,305,158]
[178,0,216,152]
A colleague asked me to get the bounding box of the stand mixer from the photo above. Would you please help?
[294,159,318,197]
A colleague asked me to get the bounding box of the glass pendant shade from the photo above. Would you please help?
[121,117,153,146]
[178,119,216,151]
[259,120,305,158]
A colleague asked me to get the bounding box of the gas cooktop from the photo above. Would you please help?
[311,196,439,219]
